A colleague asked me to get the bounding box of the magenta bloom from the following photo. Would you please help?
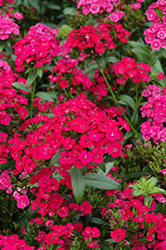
[17,195,30,209]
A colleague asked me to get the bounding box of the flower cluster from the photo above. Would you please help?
[0,0,14,6]
[76,0,120,15]
[13,23,59,71]
[144,0,166,50]
[13,191,30,209]
[0,66,28,126]
[140,84,166,144]
[110,57,151,85]
[0,14,20,40]
[0,169,12,193]
[0,235,35,250]
[65,23,130,57]
[48,58,93,90]
[9,96,127,175]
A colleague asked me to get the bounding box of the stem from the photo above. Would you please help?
[99,67,140,140]
[30,79,36,119]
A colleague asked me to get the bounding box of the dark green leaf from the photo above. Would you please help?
[47,3,61,10]
[85,173,121,190]
[49,150,61,167]
[131,110,139,127]
[26,72,37,87]
[97,162,106,172]
[63,7,77,15]
[118,95,137,111]
[28,0,40,11]
[91,217,106,225]
[37,68,43,79]
[125,171,147,179]
[35,92,54,102]
[12,82,32,93]
[105,56,118,63]
[0,44,5,53]
[71,167,85,204]
[0,160,15,171]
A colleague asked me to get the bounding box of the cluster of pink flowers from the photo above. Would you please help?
[0,14,20,40]
[0,235,35,250]
[110,57,151,85]
[0,169,12,193]
[76,0,120,15]
[48,58,93,90]
[0,66,28,126]
[13,23,59,71]
[0,133,10,164]
[65,23,130,57]
[144,0,166,50]
[9,95,128,175]
[140,84,166,144]
[131,0,145,10]
[0,0,14,6]
[13,191,30,209]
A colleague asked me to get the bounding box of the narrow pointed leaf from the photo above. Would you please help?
[71,167,85,204]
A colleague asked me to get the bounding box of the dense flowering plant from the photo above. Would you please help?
[0,0,166,249]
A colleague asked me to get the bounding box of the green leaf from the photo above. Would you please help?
[91,217,106,225]
[97,162,114,175]
[123,131,134,143]
[37,68,43,79]
[47,3,61,10]
[71,167,85,204]
[35,92,54,102]
[118,95,137,111]
[26,72,37,87]
[49,150,61,167]
[131,110,139,127]
[97,162,106,172]
[85,173,121,190]
[0,44,5,53]
[125,171,147,179]
[28,0,40,11]
[63,7,77,15]
[105,56,118,63]
[12,82,32,93]
[44,64,53,74]
[0,160,15,171]
[96,57,106,71]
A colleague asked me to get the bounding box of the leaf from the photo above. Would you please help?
[85,173,121,190]
[47,3,61,10]
[0,160,15,171]
[118,95,137,111]
[12,82,32,93]
[44,64,53,73]
[97,162,114,175]
[96,57,106,71]
[97,162,106,172]
[28,0,40,11]
[49,150,61,167]
[71,167,85,204]
[105,56,118,63]
[0,44,5,53]
[26,72,37,87]
[35,92,54,102]
[131,110,139,127]
[63,7,77,15]
[125,171,147,179]
[37,68,43,79]
[123,131,134,143]
[91,217,106,225]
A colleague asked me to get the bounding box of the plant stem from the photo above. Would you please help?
[30,79,36,119]
[99,67,140,140]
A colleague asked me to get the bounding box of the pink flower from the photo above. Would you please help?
[157,72,165,80]
[17,195,30,209]
[160,169,166,175]
[131,3,141,9]
[151,39,161,50]
[110,229,126,242]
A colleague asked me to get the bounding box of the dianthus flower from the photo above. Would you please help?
[13,23,59,70]
[0,14,20,40]
[141,84,166,143]
[14,96,126,174]
[65,24,130,58]
[76,0,120,15]
[110,57,151,85]
[144,0,166,50]
[110,228,126,242]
